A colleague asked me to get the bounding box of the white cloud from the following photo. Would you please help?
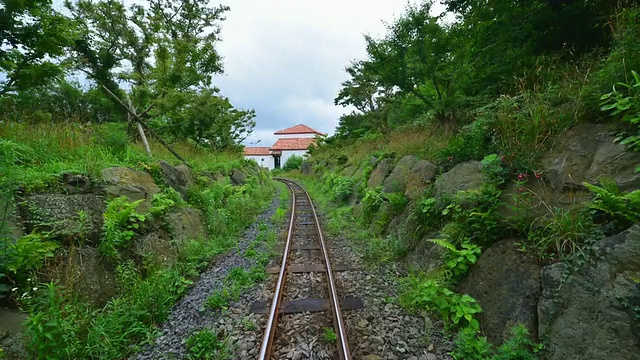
[213,0,434,145]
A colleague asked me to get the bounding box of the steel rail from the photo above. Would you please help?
[258,178,351,360]
[257,180,296,359]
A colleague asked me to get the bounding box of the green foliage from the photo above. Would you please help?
[149,188,182,217]
[3,233,58,275]
[528,207,597,258]
[283,154,304,171]
[600,70,640,150]
[206,266,265,311]
[100,197,146,260]
[322,327,337,343]
[430,240,482,280]
[0,0,74,95]
[186,330,230,360]
[438,119,495,167]
[361,186,384,221]
[584,179,640,230]
[400,276,482,330]
[452,323,541,360]
[323,173,355,202]
[451,326,492,360]
[481,154,508,184]
[440,186,504,247]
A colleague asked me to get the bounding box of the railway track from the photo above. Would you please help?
[252,178,360,360]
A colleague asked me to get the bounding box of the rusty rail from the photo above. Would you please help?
[257,178,351,360]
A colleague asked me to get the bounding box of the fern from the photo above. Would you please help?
[584,180,640,224]
[429,238,458,252]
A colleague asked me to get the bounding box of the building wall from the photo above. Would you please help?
[245,155,274,170]
[280,149,308,168]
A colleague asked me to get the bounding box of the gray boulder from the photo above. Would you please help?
[383,155,420,193]
[541,123,640,194]
[21,193,105,243]
[433,161,484,198]
[538,225,640,360]
[101,167,160,212]
[405,160,438,200]
[457,239,541,344]
[158,160,194,198]
[62,173,92,194]
[165,207,206,243]
[367,158,394,188]
[230,169,246,185]
[46,246,117,306]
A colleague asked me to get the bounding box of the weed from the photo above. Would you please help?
[528,207,598,258]
[241,317,256,331]
[584,179,640,230]
[4,232,58,276]
[322,327,337,343]
[100,197,146,260]
[400,276,482,330]
[452,323,541,360]
[600,70,640,151]
[185,329,230,360]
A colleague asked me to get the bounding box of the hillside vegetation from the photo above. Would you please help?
[295,1,640,359]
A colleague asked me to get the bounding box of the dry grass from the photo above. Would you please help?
[314,123,455,165]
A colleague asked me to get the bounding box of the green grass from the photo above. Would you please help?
[0,122,276,359]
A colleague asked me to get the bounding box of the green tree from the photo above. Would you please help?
[0,0,75,95]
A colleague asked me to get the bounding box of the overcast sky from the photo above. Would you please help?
[213,1,443,146]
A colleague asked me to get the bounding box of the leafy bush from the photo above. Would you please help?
[94,123,129,156]
[429,239,482,280]
[600,70,640,150]
[100,197,146,260]
[361,186,384,221]
[186,329,230,360]
[400,276,482,330]
[452,326,492,360]
[584,178,640,230]
[323,173,355,202]
[452,323,541,360]
[283,154,304,171]
[3,233,58,276]
[438,118,495,168]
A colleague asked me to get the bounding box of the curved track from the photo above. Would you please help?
[257,178,351,360]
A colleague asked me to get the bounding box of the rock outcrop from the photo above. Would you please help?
[101,167,160,211]
[538,225,640,360]
[457,239,541,344]
[166,207,206,243]
[230,169,246,185]
[404,160,438,200]
[433,161,484,198]
[21,193,105,243]
[541,123,640,192]
[159,161,194,198]
[367,158,394,188]
[383,155,420,193]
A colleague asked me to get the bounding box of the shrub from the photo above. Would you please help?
[4,233,58,276]
[452,323,541,360]
[283,154,304,171]
[400,276,482,330]
[186,330,230,360]
[584,178,640,231]
[600,70,640,151]
[100,197,146,260]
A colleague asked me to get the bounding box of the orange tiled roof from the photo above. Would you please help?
[243,147,271,156]
[270,138,316,151]
[273,124,326,136]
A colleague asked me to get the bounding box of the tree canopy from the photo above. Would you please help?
[0,0,255,151]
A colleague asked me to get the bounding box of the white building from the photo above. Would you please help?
[243,124,326,171]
